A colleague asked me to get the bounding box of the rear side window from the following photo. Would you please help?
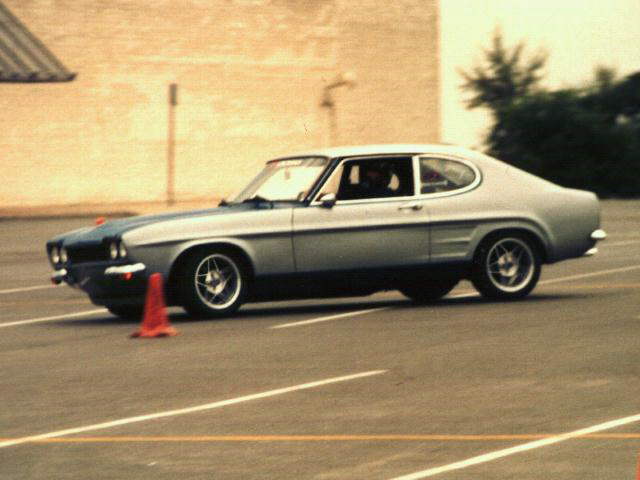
[419,157,477,194]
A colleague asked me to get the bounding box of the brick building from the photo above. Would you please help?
[1,0,439,208]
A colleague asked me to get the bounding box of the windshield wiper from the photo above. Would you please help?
[241,195,273,207]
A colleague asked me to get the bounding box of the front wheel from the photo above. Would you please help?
[399,278,459,303]
[180,250,249,318]
[471,234,541,300]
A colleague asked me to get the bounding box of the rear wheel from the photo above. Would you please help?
[180,249,249,318]
[399,278,459,303]
[471,234,541,299]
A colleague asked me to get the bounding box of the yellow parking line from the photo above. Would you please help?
[2,433,640,443]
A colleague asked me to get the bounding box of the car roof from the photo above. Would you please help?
[275,143,481,160]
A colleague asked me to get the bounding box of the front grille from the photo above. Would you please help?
[67,244,109,264]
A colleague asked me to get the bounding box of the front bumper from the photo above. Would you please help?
[104,263,146,277]
[51,268,69,285]
[52,262,147,283]
[50,262,148,306]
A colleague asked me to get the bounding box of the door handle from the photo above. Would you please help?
[398,202,423,211]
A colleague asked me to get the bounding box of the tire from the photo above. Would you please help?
[471,233,541,300]
[399,277,459,303]
[106,305,144,320]
[179,249,249,318]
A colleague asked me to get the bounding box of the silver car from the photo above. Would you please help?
[47,144,606,318]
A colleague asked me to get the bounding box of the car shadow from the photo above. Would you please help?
[51,292,590,327]
[52,308,187,327]
[197,291,586,321]
[234,299,407,320]
[54,315,138,326]
[441,292,585,305]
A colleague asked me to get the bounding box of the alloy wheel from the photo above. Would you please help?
[485,237,535,293]
[194,253,242,310]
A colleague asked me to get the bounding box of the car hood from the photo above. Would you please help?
[49,203,276,246]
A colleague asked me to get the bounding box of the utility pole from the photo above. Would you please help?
[167,83,178,206]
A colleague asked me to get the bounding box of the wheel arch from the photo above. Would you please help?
[473,226,549,264]
[166,241,256,300]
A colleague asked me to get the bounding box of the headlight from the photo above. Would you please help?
[118,242,127,259]
[60,248,68,264]
[50,247,61,264]
[109,242,119,260]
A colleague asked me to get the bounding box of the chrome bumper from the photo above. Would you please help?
[104,263,146,276]
[584,229,607,256]
[51,268,68,285]
[51,262,146,285]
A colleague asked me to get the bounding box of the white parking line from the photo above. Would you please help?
[608,234,640,239]
[0,370,387,449]
[605,240,640,247]
[388,412,640,479]
[270,291,480,329]
[0,309,107,328]
[270,307,390,329]
[538,264,640,285]
[0,284,54,295]
[269,264,640,329]
[4,265,639,330]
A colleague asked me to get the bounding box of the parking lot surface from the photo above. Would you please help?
[1,200,639,479]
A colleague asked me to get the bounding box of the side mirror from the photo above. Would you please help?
[320,193,337,208]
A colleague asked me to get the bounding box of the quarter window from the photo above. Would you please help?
[419,157,476,194]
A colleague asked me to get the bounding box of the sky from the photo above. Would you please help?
[440,0,640,148]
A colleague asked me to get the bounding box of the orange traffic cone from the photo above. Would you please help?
[131,273,178,338]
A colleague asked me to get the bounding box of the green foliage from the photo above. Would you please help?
[460,30,547,113]
[461,33,640,197]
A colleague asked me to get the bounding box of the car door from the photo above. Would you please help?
[292,155,430,272]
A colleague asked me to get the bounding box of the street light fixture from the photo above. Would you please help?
[320,72,356,146]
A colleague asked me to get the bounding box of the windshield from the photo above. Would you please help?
[231,156,329,203]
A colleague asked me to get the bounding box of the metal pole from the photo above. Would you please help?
[327,103,338,146]
[320,73,356,148]
[320,89,336,147]
[167,83,178,206]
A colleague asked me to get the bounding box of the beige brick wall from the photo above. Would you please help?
[1,0,439,207]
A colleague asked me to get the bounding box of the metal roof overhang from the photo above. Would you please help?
[0,1,76,83]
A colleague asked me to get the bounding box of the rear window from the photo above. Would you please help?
[419,157,477,194]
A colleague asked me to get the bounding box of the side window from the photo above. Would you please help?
[336,157,414,200]
[419,157,476,194]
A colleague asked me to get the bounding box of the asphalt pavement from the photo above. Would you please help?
[1,200,639,479]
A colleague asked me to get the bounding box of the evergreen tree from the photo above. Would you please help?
[460,32,640,197]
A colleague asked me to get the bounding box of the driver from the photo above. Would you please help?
[359,161,395,197]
